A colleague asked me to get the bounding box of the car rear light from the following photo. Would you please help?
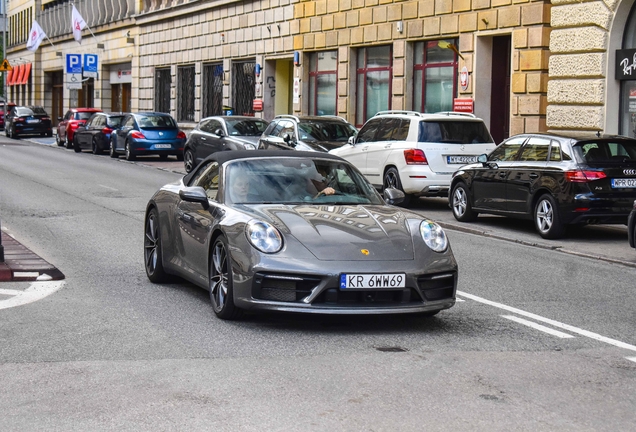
[574,208,590,212]
[404,149,428,165]
[16,117,25,122]
[131,131,146,139]
[42,117,50,121]
[177,131,186,139]
[101,127,113,134]
[564,170,607,182]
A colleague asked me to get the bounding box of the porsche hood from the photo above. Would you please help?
[250,205,415,261]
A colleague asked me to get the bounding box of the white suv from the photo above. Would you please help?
[330,111,496,205]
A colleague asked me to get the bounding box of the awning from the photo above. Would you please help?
[14,64,25,86]
[6,68,13,86]
[20,63,32,85]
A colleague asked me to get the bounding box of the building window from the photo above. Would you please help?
[154,68,171,114]
[202,63,224,117]
[232,61,255,116]
[356,46,392,126]
[177,65,195,122]
[309,51,337,116]
[414,40,458,113]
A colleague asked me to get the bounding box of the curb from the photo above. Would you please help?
[0,230,65,282]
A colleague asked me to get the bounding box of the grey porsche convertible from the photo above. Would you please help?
[144,150,458,320]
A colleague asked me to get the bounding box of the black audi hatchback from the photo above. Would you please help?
[449,133,636,239]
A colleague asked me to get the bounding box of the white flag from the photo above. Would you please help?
[26,20,46,52]
[72,5,87,43]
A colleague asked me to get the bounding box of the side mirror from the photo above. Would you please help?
[282,133,296,146]
[179,186,210,210]
[347,136,356,146]
[214,128,225,137]
[383,187,405,206]
[477,154,488,163]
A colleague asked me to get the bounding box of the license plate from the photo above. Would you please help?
[611,178,636,188]
[154,144,172,149]
[340,273,406,289]
[26,119,40,124]
[447,155,477,164]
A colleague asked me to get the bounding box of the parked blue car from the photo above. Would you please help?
[111,112,186,161]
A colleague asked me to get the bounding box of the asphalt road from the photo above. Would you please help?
[1,136,635,430]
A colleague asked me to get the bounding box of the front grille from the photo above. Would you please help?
[252,273,320,302]
[313,288,420,305]
[417,272,456,301]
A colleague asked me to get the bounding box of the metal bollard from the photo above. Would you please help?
[0,218,4,262]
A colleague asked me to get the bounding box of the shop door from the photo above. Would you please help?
[489,36,511,144]
[112,83,131,112]
[51,71,64,126]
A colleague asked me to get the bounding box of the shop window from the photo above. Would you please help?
[154,68,171,114]
[356,46,392,127]
[309,51,337,116]
[202,63,224,117]
[413,40,458,113]
[177,65,195,122]
[232,61,255,116]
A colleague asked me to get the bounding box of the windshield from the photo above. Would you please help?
[136,115,177,129]
[225,157,383,205]
[75,112,95,120]
[418,120,493,144]
[297,121,357,142]
[226,119,269,136]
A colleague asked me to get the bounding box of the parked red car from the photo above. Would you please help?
[56,108,102,148]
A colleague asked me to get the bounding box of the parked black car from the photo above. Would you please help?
[5,105,52,138]
[629,200,636,250]
[258,115,357,152]
[449,133,636,239]
[73,112,127,155]
[183,116,269,173]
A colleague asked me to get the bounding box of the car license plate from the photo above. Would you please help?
[340,273,406,289]
[26,119,40,124]
[155,144,172,148]
[447,155,477,164]
[611,178,636,188]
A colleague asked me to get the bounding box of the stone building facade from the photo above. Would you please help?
[4,0,636,139]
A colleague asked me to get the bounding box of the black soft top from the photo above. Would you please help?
[183,150,346,185]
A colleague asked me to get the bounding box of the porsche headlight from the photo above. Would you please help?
[419,221,448,253]
[246,220,283,253]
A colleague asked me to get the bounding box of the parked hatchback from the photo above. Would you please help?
[73,112,127,155]
[5,105,53,138]
[183,116,269,173]
[56,108,102,148]
[331,111,495,206]
[450,133,636,239]
[111,112,186,161]
[258,115,357,152]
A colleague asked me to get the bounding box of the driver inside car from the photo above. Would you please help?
[308,165,336,197]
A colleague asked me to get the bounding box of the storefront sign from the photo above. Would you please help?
[453,98,474,113]
[460,66,469,90]
[616,49,636,80]
[253,99,263,111]
[293,78,300,104]
[109,63,132,84]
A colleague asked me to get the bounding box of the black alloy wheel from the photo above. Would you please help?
[451,182,478,222]
[93,137,103,155]
[144,208,169,283]
[55,133,63,146]
[73,136,81,153]
[110,138,118,158]
[383,167,410,207]
[65,134,73,149]
[209,236,242,320]
[125,141,136,161]
[184,149,195,173]
[534,194,565,239]
[11,126,18,139]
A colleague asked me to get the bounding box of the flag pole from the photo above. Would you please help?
[45,34,57,49]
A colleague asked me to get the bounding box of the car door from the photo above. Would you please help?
[58,110,72,139]
[365,118,409,183]
[506,137,550,214]
[199,119,225,158]
[114,115,136,151]
[332,118,382,178]
[176,161,219,280]
[471,137,526,211]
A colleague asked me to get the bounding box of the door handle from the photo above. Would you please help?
[201,137,206,141]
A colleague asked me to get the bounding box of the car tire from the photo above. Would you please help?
[184,149,195,173]
[144,207,170,283]
[534,194,565,239]
[47,131,53,137]
[55,133,61,145]
[125,141,136,161]
[65,135,73,149]
[383,167,411,207]
[92,138,103,155]
[451,182,478,222]
[110,138,118,158]
[73,136,81,153]
[209,235,242,320]
[11,126,18,139]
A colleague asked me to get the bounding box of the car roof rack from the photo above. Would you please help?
[434,111,477,118]
[274,114,301,122]
[373,110,425,117]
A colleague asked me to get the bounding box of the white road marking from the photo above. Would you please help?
[0,289,22,296]
[98,184,118,191]
[626,357,636,364]
[458,290,636,353]
[502,315,574,339]
[0,281,65,310]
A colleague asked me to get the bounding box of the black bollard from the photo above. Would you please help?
[0,218,4,262]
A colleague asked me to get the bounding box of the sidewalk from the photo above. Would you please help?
[0,230,65,282]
